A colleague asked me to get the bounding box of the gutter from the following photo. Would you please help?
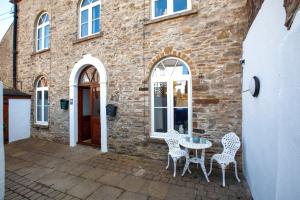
[12,2,17,89]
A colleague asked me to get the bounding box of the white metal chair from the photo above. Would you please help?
[165,130,191,177]
[208,132,241,187]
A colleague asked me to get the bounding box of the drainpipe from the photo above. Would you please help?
[12,2,18,89]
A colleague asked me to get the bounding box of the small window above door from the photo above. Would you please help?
[79,66,100,85]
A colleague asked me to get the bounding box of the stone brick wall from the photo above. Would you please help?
[13,0,255,165]
[0,24,13,89]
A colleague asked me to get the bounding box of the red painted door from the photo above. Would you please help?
[78,85,100,146]
[91,85,100,145]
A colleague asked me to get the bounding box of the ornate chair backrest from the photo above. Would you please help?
[221,132,240,159]
[165,130,181,150]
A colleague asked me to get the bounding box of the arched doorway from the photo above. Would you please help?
[69,54,108,152]
[78,66,100,146]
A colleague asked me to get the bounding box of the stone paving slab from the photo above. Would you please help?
[4,138,252,200]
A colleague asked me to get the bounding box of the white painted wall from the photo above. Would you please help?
[8,99,31,143]
[242,0,300,200]
[0,82,4,200]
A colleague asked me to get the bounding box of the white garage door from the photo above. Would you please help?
[9,99,31,143]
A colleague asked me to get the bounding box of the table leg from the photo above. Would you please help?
[200,149,210,182]
[181,148,191,176]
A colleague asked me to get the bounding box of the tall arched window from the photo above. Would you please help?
[79,0,101,38]
[151,57,192,138]
[36,76,49,125]
[36,13,50,51]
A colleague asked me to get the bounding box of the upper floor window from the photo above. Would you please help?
[36,76,49,125]
[152,0,191,19]
[80,0,101,38]
[36,13,50,51]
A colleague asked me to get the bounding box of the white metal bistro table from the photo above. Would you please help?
[180,137,212,182]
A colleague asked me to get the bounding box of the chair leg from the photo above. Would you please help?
[166,154,170,170]
[221,164,226,187]
[234,161,240,182]
[208,157,214,176]
[173,158,177,177]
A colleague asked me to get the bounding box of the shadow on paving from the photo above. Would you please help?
[4,138,252,200]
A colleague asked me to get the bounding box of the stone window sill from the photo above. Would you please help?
[73,32,104,45]
[144,9,198,26]
[31,48,50,57]
[33,124,49,130]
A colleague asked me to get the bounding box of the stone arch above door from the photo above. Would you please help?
[69,54,108,152]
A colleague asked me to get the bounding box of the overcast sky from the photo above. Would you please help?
[0,0,14,41]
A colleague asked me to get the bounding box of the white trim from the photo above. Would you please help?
[79,0,101,39]
[35,78,49,125]
[69,54,108,152]
[36,13,50,52]
[150,57,192,139]
[151,0,192,19]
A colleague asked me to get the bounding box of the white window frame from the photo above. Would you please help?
[36,13,50,52]
[35,78,49,126]
[79,0,101,38]
[151,0,192,19]
[150,57,192,139]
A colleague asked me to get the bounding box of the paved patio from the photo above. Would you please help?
[4,138,252,200]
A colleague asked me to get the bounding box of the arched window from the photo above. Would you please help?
[79,66,100,85]
[36,12,50,51]
[36,76,49,125]
[79,0,101,38]
[151,57,192,138]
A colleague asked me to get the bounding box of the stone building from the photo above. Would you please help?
[5,0,264,162]
[0,24,13,89]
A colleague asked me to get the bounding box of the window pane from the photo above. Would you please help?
[173,80,188,107]
[44,105,48,122]
[92,19,100,33]
[42,14,49,23]
[44,37,49,49]
[37,91,42,105]
[38,39,43,50]
[44,25,49,37]
[81,0,90,7]
[81,10,88,23]
[154,82,167,107]
[37,106,42,121]
[92,5,100,19]
[44,26,49,48]
[154,108,167,132]
[44,91,48,106]
[37,91,42,121]
[173,0,187,12]
[174,108,188,134]
[37,28,43,50]
[155,0,167,17]
[81,23,88,37]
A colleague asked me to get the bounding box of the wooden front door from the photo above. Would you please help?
[78,66,101,147]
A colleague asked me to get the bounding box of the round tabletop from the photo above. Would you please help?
[179,137,212,150]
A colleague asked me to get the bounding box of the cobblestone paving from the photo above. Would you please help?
[4,138,252,200]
